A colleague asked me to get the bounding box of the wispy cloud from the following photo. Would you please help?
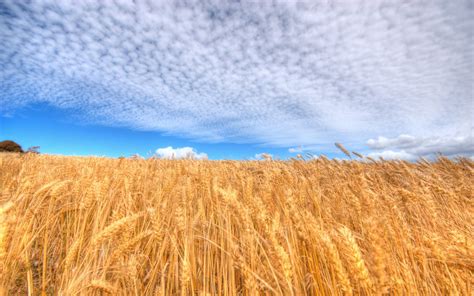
[1,1,472,150]
[155,146,208,160]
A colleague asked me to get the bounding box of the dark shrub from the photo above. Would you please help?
[0,140,24,153]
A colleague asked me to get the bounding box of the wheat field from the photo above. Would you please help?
[0,153,472,295]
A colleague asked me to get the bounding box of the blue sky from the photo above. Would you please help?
[1,1,473,160]
[1,103,297,159]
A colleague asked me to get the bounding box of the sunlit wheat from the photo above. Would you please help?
[0,153,472,295]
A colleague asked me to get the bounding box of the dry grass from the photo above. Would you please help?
[0,153,472,295]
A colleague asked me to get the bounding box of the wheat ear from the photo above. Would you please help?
[91,212,144,247]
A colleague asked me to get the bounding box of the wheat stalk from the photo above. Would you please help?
[338,226,373,291]
[335,143,351,158]
[0,202,14,268]
[89,279,116,294]
[91,212,144,247]
[320,232,353,294]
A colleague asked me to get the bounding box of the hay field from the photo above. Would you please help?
[0,154,472,295]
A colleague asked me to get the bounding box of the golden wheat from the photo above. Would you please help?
[0,153,472,295]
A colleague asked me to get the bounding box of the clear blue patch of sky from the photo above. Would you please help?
[0,103,340,160]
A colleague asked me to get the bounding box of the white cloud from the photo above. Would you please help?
[155,146,208,160]
[367,150,416,161]
[367,135,420,150]
[288,146,303,153]
[366,134,474,160]
[0,1,472,150]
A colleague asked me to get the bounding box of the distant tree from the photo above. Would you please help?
[26,146,40,154]
[0,140,24,153]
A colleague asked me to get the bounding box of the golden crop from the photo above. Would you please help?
[0,154,472,295]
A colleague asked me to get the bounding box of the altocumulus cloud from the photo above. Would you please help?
[155,146,208,160]
[0,1,472,151]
